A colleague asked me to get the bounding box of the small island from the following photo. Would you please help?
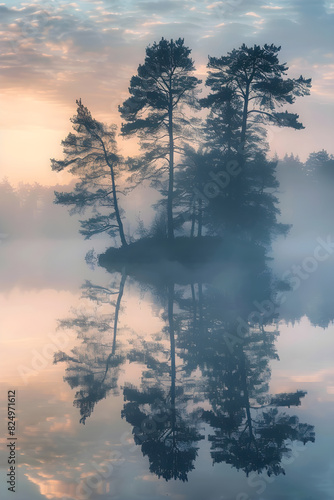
[51,39,311,274]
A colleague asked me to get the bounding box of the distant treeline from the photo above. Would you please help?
[0,179,80,239]
[1,149,333,241]
[276,149,334,238]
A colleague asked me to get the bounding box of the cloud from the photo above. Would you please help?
[261,4,283,9]
[245,11,261,17]
[1,0,331,107]
[0,5,13,16]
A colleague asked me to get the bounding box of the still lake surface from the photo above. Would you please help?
[1,237,334,500]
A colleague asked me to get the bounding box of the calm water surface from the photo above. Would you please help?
[1,238,334,500]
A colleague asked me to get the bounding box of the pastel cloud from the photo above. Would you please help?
[1,0,332,107]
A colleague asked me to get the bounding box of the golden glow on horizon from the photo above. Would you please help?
[0,94,74,185]
[0,93,141,186]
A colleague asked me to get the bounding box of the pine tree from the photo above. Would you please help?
[203,43,312,153]
[196,44,309,243]
[51,99,128,246]
[119,38,201,239]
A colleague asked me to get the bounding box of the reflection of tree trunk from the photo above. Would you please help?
[168,283,176,449]
[102,270,127,383]
[197,282,206,355]
[112,269,126,354]
[190,201,196,238]
[238,346,256,446]
[190,282,205,347]
[197,199,202,237]
[198,283,204,335]
[191,284,197,324]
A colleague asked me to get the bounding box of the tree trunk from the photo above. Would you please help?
[167,80,175,240]
[110,166,128,247]
[239,82,250,172]
[240,83,250,147]
[97,135,128,247]
[238,83,250,174]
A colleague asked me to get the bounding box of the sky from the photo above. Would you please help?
[0,0,334,185]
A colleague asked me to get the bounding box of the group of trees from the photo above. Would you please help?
[52,39,311,248]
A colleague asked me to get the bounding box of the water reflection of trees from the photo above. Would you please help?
[174,266,314,476]
[54,271,127,423]
[55,246,315,479]
[122,283,204,481]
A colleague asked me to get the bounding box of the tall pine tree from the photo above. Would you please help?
[203,44,311,152]
[119,38,201,239]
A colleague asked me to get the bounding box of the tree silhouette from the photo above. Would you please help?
[199,314,313,477]
[204,381,315,477]
[187,43,311,244]
[51,99,128,246]
[203,44,311,151]
[119,38,201,240]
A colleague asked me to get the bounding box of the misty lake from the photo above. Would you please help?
[1,236,334,500]
[1,2,334,499]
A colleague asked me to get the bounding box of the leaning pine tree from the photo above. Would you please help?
[119,38,201,240]
[51,99,128,247]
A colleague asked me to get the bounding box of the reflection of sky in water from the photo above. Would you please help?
[1,240,334,500]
